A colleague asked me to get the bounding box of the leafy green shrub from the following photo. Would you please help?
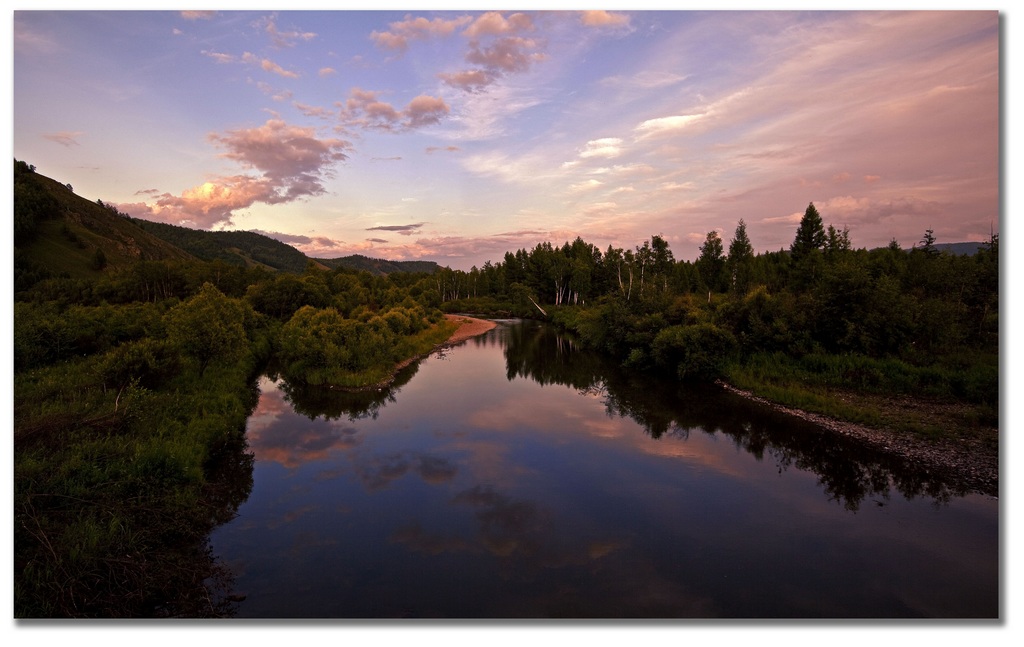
[652,323,738,380]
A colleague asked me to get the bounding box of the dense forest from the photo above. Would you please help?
[12,159,998,616]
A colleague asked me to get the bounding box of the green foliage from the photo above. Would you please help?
[316,254,440,276]
[652,323,738,380]
[727,219,755,293]
[14,163,61,244]
[165,283,250,377]
[790,202,826,261]
[696,230,726,293]
[130,218,312,272]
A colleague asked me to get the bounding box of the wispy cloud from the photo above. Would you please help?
[634,114,705,139]
[180,11,216,21]
[43,131,84,147]
[367,222,426,236]
[256,14,316,48]
[242,52,300,78]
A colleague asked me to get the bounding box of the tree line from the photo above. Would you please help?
[437,203,998,415]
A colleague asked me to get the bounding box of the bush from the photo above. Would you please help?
[652,323,738,380]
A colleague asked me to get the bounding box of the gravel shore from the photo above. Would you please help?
[716,380,999,497]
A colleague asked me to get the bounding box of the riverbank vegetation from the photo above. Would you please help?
[436,205,998,446]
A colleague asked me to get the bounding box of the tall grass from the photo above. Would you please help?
[14,333,269,617]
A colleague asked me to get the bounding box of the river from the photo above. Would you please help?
[208,319,998,618]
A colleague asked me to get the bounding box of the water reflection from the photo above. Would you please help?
[259,320,970,510]
[213,320,997,618]
[272,360,420,422]
[502,320,969,511]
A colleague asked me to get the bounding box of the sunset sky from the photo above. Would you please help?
[12,8,1000,270]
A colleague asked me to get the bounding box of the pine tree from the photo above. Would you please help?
[727,219,754,293]
[790,202,826,261]
[696,230,726,293]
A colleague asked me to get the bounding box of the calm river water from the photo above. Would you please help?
[209,319,998,618]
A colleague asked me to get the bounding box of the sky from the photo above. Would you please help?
[11,8,1001,270]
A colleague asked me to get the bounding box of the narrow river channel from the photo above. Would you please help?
[208,319,998,618]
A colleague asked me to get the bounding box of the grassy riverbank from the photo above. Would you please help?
[722,350,998,447]
[14,340,269,617]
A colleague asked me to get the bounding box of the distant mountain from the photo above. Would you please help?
[935,242,986,256]
[315,254,440,276]
[129,218,318,273]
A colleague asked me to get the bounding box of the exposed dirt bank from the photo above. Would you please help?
[441,314,498,345]
[716,380,999,497]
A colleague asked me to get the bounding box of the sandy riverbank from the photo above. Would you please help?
[443,314,498,344]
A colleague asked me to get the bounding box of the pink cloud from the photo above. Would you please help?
[180,11,215,21]
[466,36,544,74]
[370,14,473,52]
[341,88,450,131]
[294,102,335,119]
[209,118,349,184]
[438,69,495,92]
[579,11,631,28]
[463,12,533,38]
[434,12,546,93]
[119,175,276,228]
[405,95,450,128]
[123,119,349,228]
[242,52,300,78]
[202,50,235,64]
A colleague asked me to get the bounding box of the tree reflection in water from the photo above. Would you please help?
[501,320,962,511]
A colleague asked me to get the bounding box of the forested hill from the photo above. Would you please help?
[316,254,440,276]
[129,218,316,273]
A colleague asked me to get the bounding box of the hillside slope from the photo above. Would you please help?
[14,162,194,283]
[129,218,318,273]
[316,254,439,276]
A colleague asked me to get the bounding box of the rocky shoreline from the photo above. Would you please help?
[716,380,999,497]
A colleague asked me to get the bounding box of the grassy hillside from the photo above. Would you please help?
[14,163,193,282]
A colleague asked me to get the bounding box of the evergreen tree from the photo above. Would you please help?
[696,230,726,293]
[918,228,939,256]
[727,219,754,293]
[790,202,826,261]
